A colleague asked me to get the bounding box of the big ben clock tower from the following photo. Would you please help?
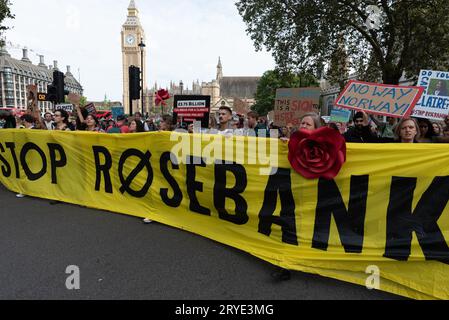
[121,0,147,115]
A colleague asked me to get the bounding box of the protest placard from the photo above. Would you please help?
[173,95,211,128]
[330,107,352,123]
[413,70,449,120]
[111,106,125,120]
[55,104,74,112]
[84,103,97,115]
[335,80,424,118]
[274,88,321,127]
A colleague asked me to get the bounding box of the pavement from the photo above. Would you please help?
[0,184,404,300]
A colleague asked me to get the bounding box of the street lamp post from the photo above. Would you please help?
[138,38,146,115]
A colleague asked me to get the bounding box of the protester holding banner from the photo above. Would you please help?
[52,110,72,131]
[343,111,377,143]
[159,114,174,132]
[432,122,444,137]
[247,111,269,137]
[134,112,150,132]
[20,114,36,129]
[299,112,322,131]
[395,118,421,143]
[416,118,437,143]
[85,114,104,133]
[146,118,157,132]
[217,106,234,135]
[129,118,145,133]
[43,112,54,131]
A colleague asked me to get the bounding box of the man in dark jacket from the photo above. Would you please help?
[344,111,377,143]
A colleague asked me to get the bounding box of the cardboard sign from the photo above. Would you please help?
[330,107,352,123]
[274,88,321,126]
[84,103,97,115]
[413,70,449,120]
[335,80,424,118]
[111,106,125,120]
[55,104,74,112]
[173,95,211,128]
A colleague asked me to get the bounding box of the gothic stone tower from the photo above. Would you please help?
[121,0,147,115]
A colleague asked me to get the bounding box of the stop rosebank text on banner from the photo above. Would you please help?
[1,130,449,300]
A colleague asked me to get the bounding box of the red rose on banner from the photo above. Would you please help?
[155,89,170,106]
[288,127,346,180]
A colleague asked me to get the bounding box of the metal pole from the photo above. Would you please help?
[141,48,144,115]
[129,91,133,117]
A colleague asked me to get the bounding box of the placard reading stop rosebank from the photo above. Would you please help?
[413,70,449,120]
[173,95,211,128]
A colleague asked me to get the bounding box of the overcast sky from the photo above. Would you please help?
[3,0,275,101]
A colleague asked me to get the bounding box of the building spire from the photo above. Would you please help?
[127,0,139,18]
[216,56,223,81]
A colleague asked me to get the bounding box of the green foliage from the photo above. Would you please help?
[236,0,449,84]
[0,0,14,44]
[326,34,349,90]
[252,69,318,116]
[80,96,87,107]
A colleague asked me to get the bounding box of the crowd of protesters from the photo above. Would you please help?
[4,103,449,283]
[3,104,449,146]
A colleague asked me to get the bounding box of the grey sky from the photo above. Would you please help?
[4,0,274,101]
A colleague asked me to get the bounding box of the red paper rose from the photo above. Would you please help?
[288,127,346,180]
[155,89,170,106]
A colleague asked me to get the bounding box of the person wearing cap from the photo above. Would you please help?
[343,111,377,143]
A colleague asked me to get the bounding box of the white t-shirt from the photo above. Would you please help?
[45,121,54,130]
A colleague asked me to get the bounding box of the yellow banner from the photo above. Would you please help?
[1,129,449,300]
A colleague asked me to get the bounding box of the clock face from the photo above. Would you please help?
[126,34,135,45]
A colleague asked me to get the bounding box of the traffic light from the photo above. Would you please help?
[47,84,57,102]
[47,71,69,103]
[129,65,141,100]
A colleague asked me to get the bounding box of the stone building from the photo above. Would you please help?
[121,0,147,115]
[0,46,82,112]
[149,57,260,116]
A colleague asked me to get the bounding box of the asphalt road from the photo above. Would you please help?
[0,184,403,300]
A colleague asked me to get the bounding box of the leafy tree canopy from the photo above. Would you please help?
[0,0,14,45]
[252,69,318,116]
[236,0,449,84]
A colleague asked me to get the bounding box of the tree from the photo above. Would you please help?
[79,96,87,107]
[355,49,382,83]
[252,69,318,116]
[326,34,349,90]
[0,0,14,46]
[236,0,449,85]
